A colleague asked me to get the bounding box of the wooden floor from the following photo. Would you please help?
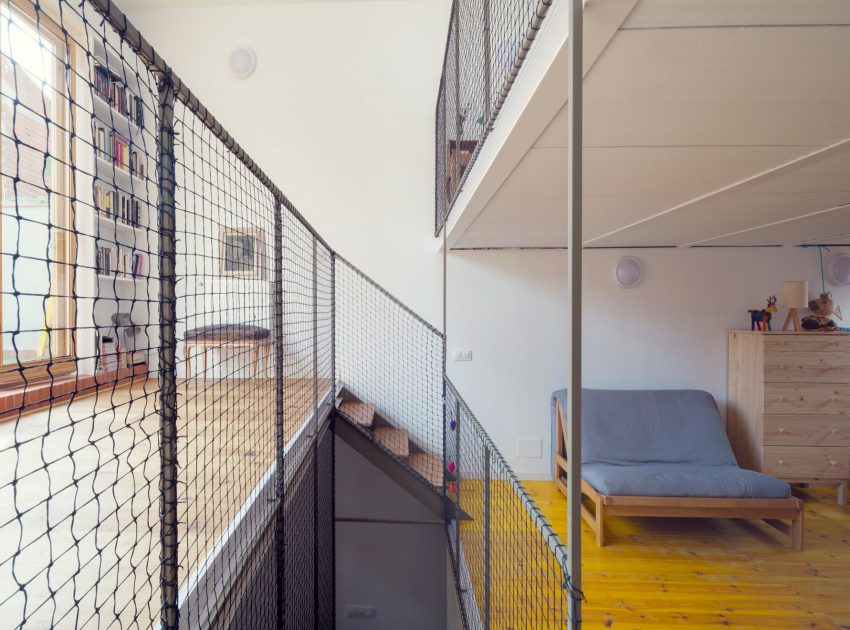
[0,377,328,629]
[525,480,850,629]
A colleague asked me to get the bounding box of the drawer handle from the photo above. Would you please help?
[832,427,839,434]
[830,460,838,466]
[778,459,784,465]
[778,428,786,434]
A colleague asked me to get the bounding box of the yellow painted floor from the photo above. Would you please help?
[525,480,850,629]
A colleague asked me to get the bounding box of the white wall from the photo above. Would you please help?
[120,0,451,329]
[447,246,850,478]
[119,1,850,481]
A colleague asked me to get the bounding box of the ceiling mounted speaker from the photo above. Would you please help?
[229,47,257,79]
[615,256,642,289]
[827,253,850,286]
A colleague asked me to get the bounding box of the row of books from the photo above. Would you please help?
[93,64,145,128]
[96,245,145,278]
[94,186,144,227]
[94,125,146,179]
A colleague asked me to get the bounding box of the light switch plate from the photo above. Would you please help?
[453,349,472,361]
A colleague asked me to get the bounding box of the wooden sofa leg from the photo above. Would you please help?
[791,509,804,551]
[579,491,606,547]
[595,500,605,547]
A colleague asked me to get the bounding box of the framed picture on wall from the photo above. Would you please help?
[220,228,265,278]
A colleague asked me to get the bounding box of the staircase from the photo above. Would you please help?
[337,394,444,488]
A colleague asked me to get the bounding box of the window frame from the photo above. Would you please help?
[0,0,77,387]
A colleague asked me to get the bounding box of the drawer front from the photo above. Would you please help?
[762,446,850,479]
[763,383,850,415]
[763,351,850,383]
[764,334,850,354]
[763,415,850,446]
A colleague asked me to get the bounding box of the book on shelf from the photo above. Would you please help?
[98,335,119,374]
[96,245,145,278]
[94,186,143,227]
[93,62,145,129]
[93,124,145,179]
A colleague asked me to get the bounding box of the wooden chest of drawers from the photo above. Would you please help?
[728,331,850,505]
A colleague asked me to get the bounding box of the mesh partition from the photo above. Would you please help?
[172,96,278,627]
[0,0,162,626]
[334,256,445,488]
[446,379,579,629]
[0,0,336,627]
[435,0,553,234]
[1,0,575,628]
[434,81,447,234]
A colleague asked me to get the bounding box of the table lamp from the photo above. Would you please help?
[780,280,809,331]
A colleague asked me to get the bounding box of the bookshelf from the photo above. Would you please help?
[85,39,158,376]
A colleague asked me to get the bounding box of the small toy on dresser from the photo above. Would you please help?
[803,291,843,332]
[748,295,777,331]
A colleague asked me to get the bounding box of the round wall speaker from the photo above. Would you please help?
[229,47,257,79]
[827,253,850,286]
[615,256,642,289]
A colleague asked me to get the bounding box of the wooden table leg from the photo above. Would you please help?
[185,343,192,380]
[838,480,848,507]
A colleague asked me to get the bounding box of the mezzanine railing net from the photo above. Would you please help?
[0,0,335,627]
[445,379,575,629]
[334,256,445,488]
[435,0,553,234]
[0,0,162,626]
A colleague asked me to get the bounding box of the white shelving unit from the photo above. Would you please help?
[74,37,159,376]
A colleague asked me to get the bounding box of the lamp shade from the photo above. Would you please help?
[780,280,809,308]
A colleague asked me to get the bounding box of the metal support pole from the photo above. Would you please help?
[331,253,336,400]
[567,0,583,627]
[482,0,492,124]
[312,236,320,625]
[442,204,448,488]
[453,1,462,196]
[157,74,179,630]
[273,199,285,629]
[454,398,461,571]
[313,236,319,427]
[482,444,491,630]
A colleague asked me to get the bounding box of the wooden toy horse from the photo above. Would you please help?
[748,295,778,331]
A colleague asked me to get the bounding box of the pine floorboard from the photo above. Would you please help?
[0,377,329,628]
[524,480,850,629]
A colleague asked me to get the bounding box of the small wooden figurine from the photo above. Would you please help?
[748,295,778,331]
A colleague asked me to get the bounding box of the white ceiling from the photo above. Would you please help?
[454,0,850,248]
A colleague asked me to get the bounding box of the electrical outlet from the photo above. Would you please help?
[345,605,377,619]
[453,349,472,362]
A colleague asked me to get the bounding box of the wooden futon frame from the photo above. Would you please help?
[553,403,805,550]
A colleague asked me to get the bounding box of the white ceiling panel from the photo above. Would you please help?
[696,205,850,247]
[453,2,850,250]
[583,27,850,148]
[623,0,850,29]
[590,143,850,246]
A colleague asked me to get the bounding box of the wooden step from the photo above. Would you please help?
[409,453,443,487]
[339,401,375,428]
[374,427,410,458]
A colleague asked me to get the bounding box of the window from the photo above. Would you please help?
[0,1,74,384]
